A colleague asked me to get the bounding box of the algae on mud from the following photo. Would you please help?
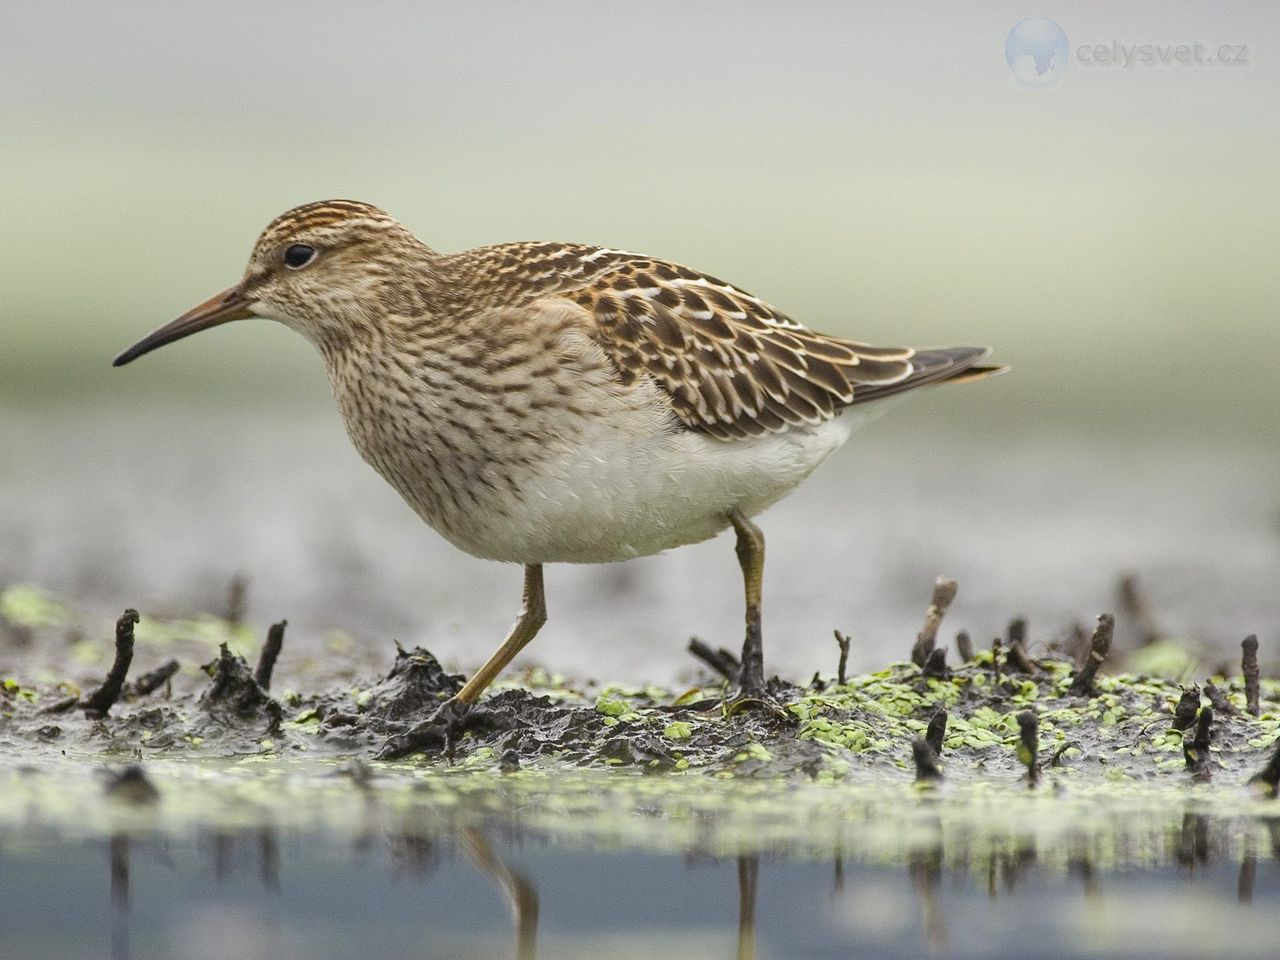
[2,585,1278,787]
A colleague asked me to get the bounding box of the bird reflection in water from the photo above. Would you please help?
[460,830,540,960]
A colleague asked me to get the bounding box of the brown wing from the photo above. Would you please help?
[547,250,985,439]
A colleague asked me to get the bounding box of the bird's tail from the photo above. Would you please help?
[850,346,1007,405]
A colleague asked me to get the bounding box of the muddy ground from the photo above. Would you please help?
[3,581,1277,791]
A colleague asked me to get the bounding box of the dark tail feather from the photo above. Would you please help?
[850,346,1006,405]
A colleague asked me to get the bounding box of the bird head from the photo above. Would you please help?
[114,200,434,366]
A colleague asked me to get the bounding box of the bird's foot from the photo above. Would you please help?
[375,698,476,761]
[722,683,795,722]
[720,617,793,719]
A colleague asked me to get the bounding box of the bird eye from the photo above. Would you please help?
[283,244,316,269]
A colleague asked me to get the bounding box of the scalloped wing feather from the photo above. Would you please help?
[461,242,996,440]
[552,253,986,440]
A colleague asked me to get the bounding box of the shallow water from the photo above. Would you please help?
[2,762,1278,960]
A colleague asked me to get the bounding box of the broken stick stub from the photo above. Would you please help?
[1242,635,1260,717]
[687,637,740,682]
[1068,614,1113,696]
[1202,679,1239,718]
[1005,637,1039,675]
[1171,684,1202,732]
[124,658,179,699]
[1007,617,1027,647]
[80,608,140,718]
[925,709,948,756]
[254,619,288,691]
[1016,710,1040,785]
[911,577,958,667]
[911,737,944,782]
[833,630,852,686]
[1118,573,1165,646]
[922,647,948,680]
[1183,707,1214,777]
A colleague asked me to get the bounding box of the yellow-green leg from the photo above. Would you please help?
[377,564,546,759]
[729,507,767,699]
[454,563,546,704]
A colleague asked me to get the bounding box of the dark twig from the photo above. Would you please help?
[1203,679,1239,717]
[1171,685,1201,732]
[1047,742,1076,768]
[124,659,180,699]
[922,647,948,680]
[39,695,80,715]
[911,738,943,782]
[80,610,139,718]
[254,620,287,691]
[1016,710,1039,785]
[1004,617,1039,673]
[1118,573,1164,646]
[1006,639,1039,674]
[833,630,851,685]
[225,574,247,626]
[1242,635,1260,717]
[955,630,974,662]
[911,577,958,667]
[1248,738,1280,798]
[925,709,948,756]
[1183,707,1213,777]
[991,638,1003,685]
[1068,614,1113,696]
[687,638,740,681]
[1007,618,1027,647]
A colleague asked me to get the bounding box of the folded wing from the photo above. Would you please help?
[553,251,993,440]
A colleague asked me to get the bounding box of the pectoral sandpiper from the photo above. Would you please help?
[115,200,1004,753]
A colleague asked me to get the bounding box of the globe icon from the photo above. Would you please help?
[1005,18,1069,85]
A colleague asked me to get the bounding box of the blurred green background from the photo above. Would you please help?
[3,1,1276,441]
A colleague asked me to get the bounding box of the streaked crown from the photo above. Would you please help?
[241,199,439,345]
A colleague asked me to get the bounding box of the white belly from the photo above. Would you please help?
[463,402,885,564]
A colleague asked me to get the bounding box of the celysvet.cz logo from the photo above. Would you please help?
[1005,18,1250,87]
[1005,18,1070,85]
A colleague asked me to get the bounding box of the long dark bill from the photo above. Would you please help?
[113,285,254,366]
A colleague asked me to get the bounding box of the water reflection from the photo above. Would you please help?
[110,833,128,960]
[80,805,1280,960]
[908,841,947,953]
[462,830,539,960]
[737,855,758,960]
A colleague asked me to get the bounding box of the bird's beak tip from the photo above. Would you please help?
[113,284,252,369]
